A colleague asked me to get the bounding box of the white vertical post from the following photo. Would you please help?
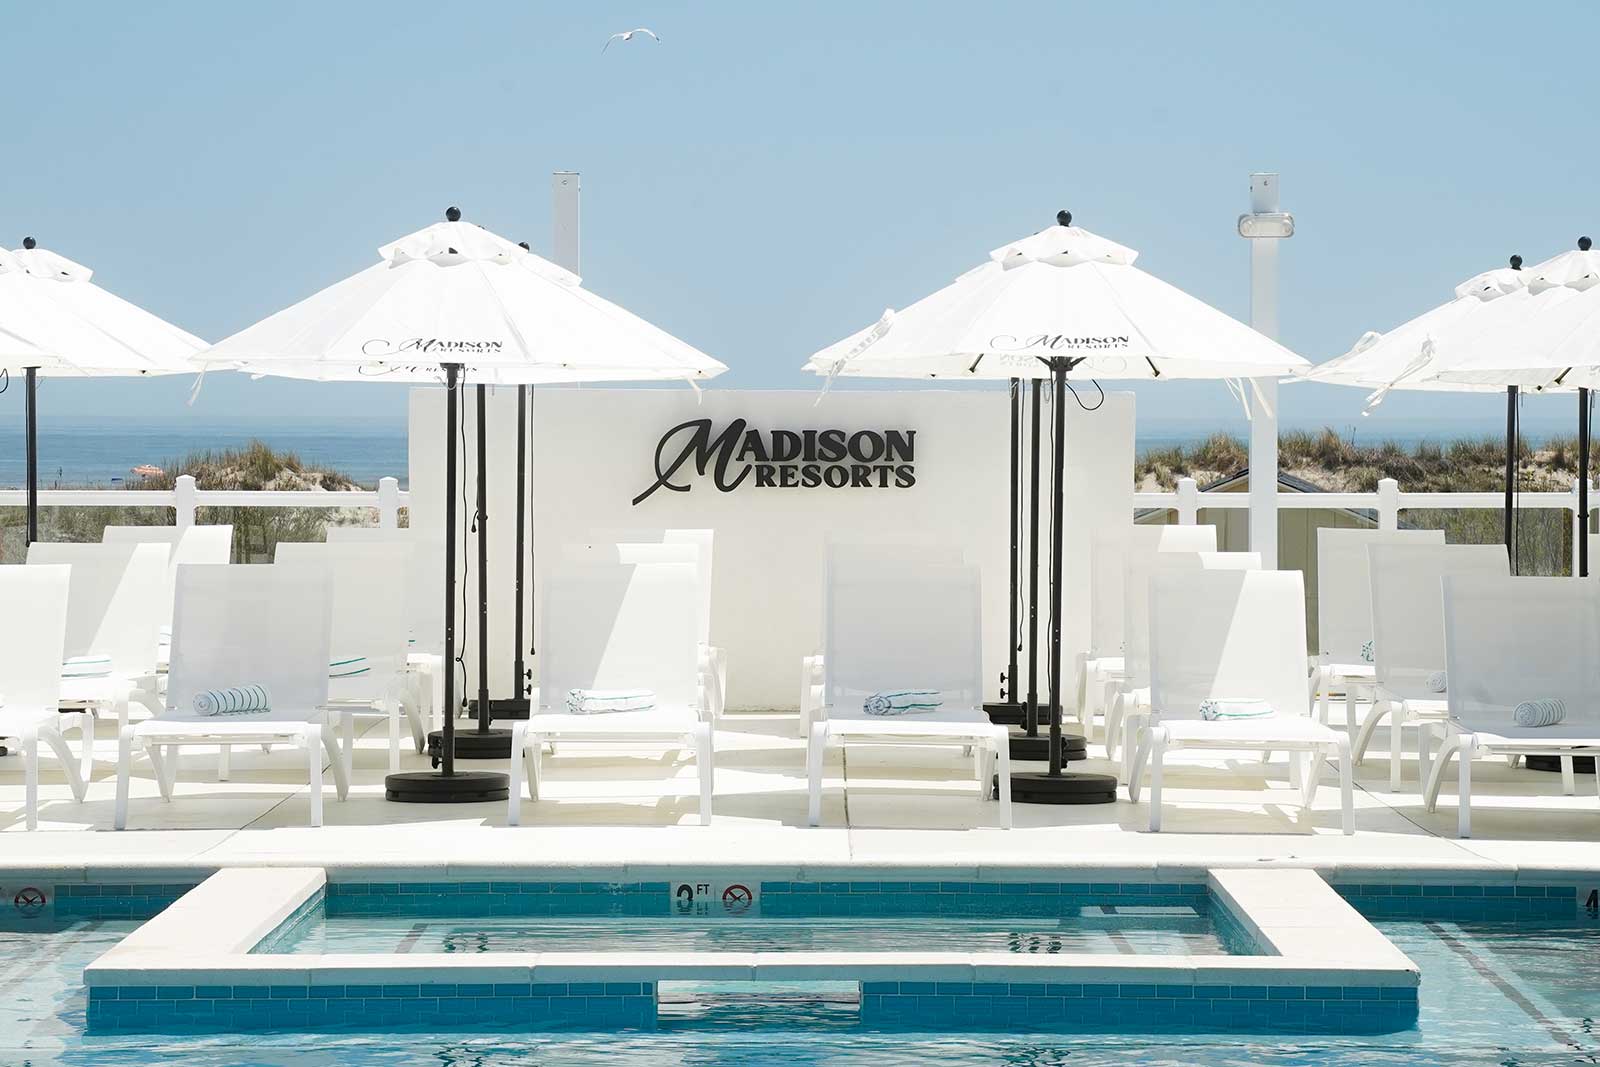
[377,476,401,530]
[1572,476,1582,577]
[1245,173,1285,569]
[552,171,581,276]
[1377,478,1400,531]
[1176,477,1199,525]
[174,474,197,530]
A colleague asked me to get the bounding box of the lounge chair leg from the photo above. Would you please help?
[1316,668,1330,725]
[1456,734,1476,838]
[1560,755,1576,796]
[307,728,324,828]
[1351,699,1389,767]
[1288,748,1304,793]
[506,723,526,826]
[695,725,714,826]
[1106,691,1124,762]
[22,726,39,831]
[995,736,1013,828]
[1346,684,1359,736]
[1147,729,1167,833]
[217,743,230,782]
[1389,703,1405,793]
[1337,737,1354,835]
[807,723,827,827]
[1300,750,1320,810]
[1121,712,1140,785]
[1417,718,1434,790]
[528,735,543,801]
[322,726,349,801]
[114,727,134,830]
[1127,729,1151,803]
[147,745,171,801]
[77,710,96,781]
[41,724,87,803]
[340,712,355,782]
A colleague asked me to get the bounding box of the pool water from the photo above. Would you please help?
[270,907,1238,956]
[6,911,1600,1065]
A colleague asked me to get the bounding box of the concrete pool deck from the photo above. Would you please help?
[1,708,1597,885]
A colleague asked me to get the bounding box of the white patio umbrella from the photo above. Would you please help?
[805,211,1309,804]
[0,238,205,543]
[199,208,726,804]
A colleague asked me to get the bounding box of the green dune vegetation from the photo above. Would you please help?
[1,442,378,563]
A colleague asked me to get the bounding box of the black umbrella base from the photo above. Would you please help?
[1525,755,1596,774]
[983,700,1027,726]
[427,726,516,764]
[1009,732,1086,763]
[467,696,532,721]
[385,770,509,803]
[1008,770,1119,805]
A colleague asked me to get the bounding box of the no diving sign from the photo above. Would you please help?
[670,879,760,917]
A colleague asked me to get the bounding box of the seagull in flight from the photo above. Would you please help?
[603,27,660,52]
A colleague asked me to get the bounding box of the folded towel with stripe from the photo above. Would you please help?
[1426,671,1447,693]
[863,689,943,716]
[193,684,271,716]
[62,654,113,678]
[566,688,655,714]
[1199,698,1275,721]
[1514,698,1565,728]
[329,656,371,679]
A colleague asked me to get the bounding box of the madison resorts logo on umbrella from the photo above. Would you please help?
[633,419,916,506]
[359,338,506,356]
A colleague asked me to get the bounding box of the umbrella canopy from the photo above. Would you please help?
[0,240,205,376]
[1421,240,1600,391]
[199,215,725,385]
[804,213,1308,382]
[1299,259,1529,408]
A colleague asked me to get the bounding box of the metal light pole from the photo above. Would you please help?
[1239,173,1293,568]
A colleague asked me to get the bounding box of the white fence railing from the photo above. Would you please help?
[0,475,409,530]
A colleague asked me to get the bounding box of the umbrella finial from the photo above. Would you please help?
[518,241,530,250]
[1510,254,1523,270]
[445,206,462,222]
[21,236,36,250]
[1581,236,1593,252]
[1056,210,1073,227]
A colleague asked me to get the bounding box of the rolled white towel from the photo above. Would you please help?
[863,689,943,716]
[1426,671,1447,693]
[1513,698,1565,728]
[1199,698,1275,721]
[566,688,655,714]
[194,684,271,716]
[62,654,113,679]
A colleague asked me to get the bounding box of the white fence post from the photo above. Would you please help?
[377,477,401,530]
[174,475,197,530]
[1176,477,1200,525]
[1377,478,1400,531]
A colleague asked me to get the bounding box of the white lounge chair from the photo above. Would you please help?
[26,541,166,772]
[508,559,711,826]
[274,541,421,776]
[1425,574,1600,836]
[807,561,1011,828]
[1106,550,1261,780]
[1128,569,1354,834]
[1082,524,1218,738]
[1312,529,1443,733]
[1356,542,1509,791]
[101,524,234,668]
[0,566,89,829]
[114,563,348,829]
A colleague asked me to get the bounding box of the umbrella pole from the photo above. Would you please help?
[386,364,508,803]
[985,378,1027,726]
[1026,379,1041,735]
[1010,358,1116,804]
[24,366,39,545]
[1504,386,1518,573]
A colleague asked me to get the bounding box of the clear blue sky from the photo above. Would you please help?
[3,1,1595,437]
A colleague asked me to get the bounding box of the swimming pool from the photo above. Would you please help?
[5,905,1598,1065]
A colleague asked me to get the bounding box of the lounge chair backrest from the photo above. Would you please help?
[166,563,332,722]
[593,528,714,645]
[25,541,166,676]
[324,528,427,650]
[1125,551,1261,687]
[1316,528,1444,664]
[1090,524,1217,656]
[272,541,411,699]
[0,565,70,713]
[102,525,234,634]
[1368,543,1509,695]
[1149,569,1310,722]
[1442,574,1600,737]
[824,562,982,720]
[539,561,701,714]
[568,540,710,645]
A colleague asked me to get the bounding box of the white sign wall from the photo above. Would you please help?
[408,387,1133,711]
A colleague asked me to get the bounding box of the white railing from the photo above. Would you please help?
[0,475,409,530]
[1137,476,1595,574]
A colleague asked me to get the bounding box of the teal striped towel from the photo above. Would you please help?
[329,656,371,679]
[1514,698,1565,728]
[566,688,655,714]
[1426,671,1447,693]
[1199,698,1275,721]
[1360,640,1374,664]
[194,685,271,716]
[62,654,113,678]
[863,689,943,716]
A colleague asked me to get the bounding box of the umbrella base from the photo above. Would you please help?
[385,769,509,803]
[983,700,1027,725]
[1525,755,1596,774]
[1009,732,1086,763]
[1007,770,1119,805]
[427,726,516,764]
[467,696,532,720]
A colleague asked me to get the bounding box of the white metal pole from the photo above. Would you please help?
[1246,172,1283,569]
